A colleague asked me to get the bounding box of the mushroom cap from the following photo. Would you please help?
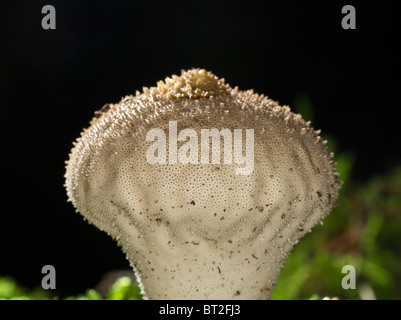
[65,69,341,299]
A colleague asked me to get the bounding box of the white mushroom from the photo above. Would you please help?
[65,69,341,299]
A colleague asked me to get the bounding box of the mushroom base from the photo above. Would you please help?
[122,233,286,300]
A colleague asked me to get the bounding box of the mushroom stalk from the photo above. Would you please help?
[124,233,285,299]
[65,69,340,299]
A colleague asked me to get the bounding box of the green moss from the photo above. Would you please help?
[1,276,143,300]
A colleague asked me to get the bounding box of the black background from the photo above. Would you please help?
[0,0,399,297]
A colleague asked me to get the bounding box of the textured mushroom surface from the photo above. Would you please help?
[65,69,341,299]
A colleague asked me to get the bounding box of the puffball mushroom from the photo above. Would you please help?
[65,68,341,300]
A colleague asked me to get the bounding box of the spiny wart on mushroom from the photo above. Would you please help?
[65,68,341,300]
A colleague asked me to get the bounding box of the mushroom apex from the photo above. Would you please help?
[153,68,229,99]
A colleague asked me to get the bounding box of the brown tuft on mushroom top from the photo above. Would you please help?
[65,68,341,300]
[153,68,228,99]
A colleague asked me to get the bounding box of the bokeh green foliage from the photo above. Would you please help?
[1,94,400,300]
[0,276,142,300]
[64,276,143,300]
[0,277,51,300]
